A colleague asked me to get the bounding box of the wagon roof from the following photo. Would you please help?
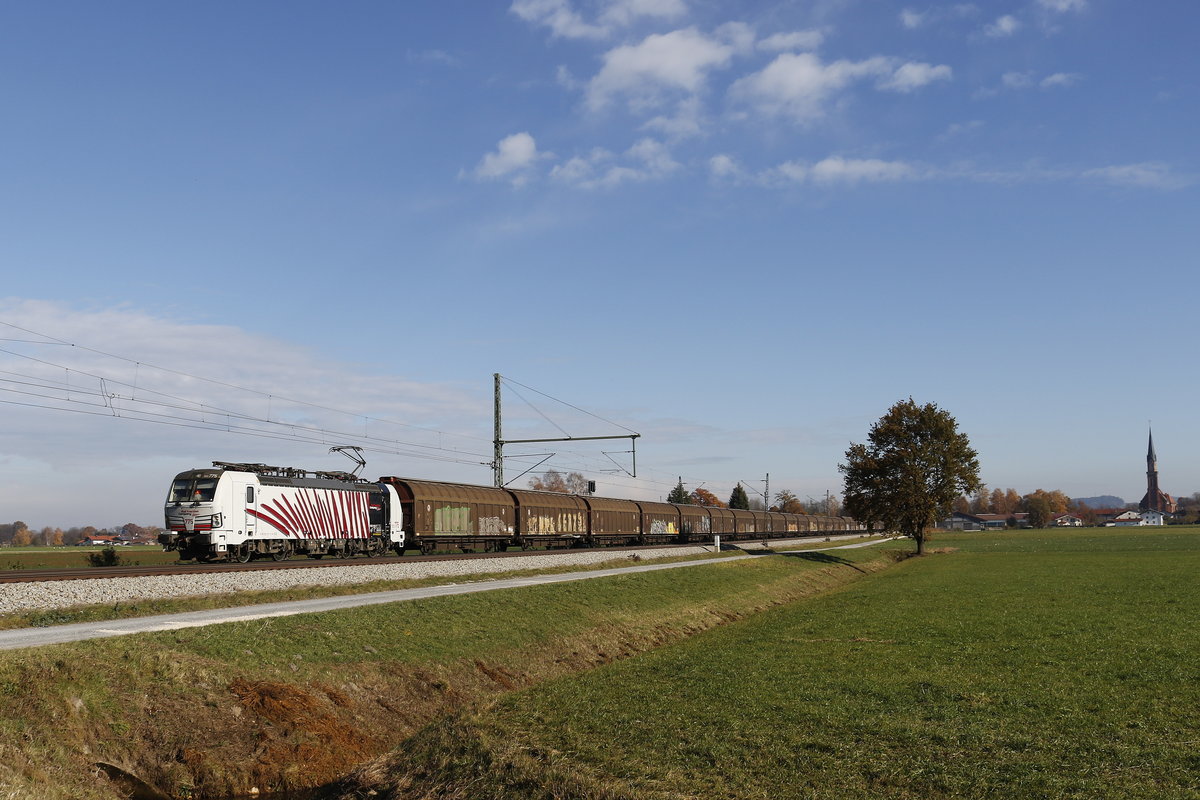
[506,489,588,512]
[634,500,679,515]
[582,496,640,513]
[381,477,512,505]
[677,504,712,518]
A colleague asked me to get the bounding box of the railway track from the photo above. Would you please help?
[0,540,741,584]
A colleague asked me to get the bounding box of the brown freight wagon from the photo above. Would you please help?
[730,508,757,535]
[508,488,588,548]
[583,496,642,546]
[380,478,515,553]
[636,501,681,544]
[677,504,712,542]
[707,506,736,536]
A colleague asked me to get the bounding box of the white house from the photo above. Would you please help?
[1139,509,1166,526]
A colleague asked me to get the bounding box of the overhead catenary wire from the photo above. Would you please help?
[0,319,499,449]
[0,318,741,498]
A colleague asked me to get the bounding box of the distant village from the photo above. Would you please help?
[944,430,1195,530]
[0,521,161,547]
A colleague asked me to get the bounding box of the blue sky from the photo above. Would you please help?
[1,0,1196,527]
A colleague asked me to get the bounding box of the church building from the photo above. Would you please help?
[1139,429,1177,515]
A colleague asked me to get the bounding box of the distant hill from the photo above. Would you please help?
[1074,495,1126,509]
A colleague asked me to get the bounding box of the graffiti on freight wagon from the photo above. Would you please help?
[478,516,507,535]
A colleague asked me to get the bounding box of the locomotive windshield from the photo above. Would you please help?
[168,476,219,503]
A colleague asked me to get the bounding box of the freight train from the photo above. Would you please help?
[158,461,863,562]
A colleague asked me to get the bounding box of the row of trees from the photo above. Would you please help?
[0,521,161,547]
[951,487,1080,527]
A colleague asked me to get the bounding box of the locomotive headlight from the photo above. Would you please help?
[212,513,223,528]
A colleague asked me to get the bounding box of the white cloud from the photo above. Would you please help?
[758,29,824,52]
[556,64,583,91]
[549,147,612,182]
[587,28,734,111]
[984,14,1021,37]
[708,154,744,179]
[628,137,680,173]
[995,71,1081,92]
[900,8,926,29]
[879,61,953,93]
[510,0,608,39]
[1083,163,1188,190]
[551,138,679,188]
[810,157,918,184]
[937,120,984,141]
[599,0,688,27]
[511,0,689,39]
[474,132,543,184]
[641,96,705,139]
[768,156,920,186]
[901,5,979,29]
[731,53,950,121]
[715,21,756,55]
[1037,0,1086,12]
[1040,72,1081,88]
[1002,71,1034,89]
[730,52,892,122]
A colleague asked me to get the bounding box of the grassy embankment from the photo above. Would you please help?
[337,527,1200,800]
[0,539,900,799]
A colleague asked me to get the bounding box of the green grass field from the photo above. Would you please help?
[0,540,898,799]
[344,527,1200,799]
[0,545,178,570]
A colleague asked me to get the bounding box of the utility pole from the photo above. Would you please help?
[492,373,640,488]
[494,373,504,487]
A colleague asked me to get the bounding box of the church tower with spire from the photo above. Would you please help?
[1139,428,1177,514]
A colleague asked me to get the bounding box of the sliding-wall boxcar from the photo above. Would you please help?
[584,496,642,546]
[381,477,515,553]
[636,500,681,544]
[678,504,712,541]
[509,488,588,548]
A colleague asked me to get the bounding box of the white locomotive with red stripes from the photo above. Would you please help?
[160,462,405,562]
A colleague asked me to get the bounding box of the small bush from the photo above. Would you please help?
[85,547,123,568]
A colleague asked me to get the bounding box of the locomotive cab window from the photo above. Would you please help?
[169,477,218,503]
[368,492,386,527]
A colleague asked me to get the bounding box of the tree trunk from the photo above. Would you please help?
[915,530,926,555]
